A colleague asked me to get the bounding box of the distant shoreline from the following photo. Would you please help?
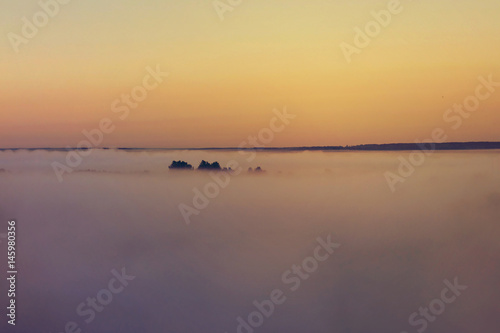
[1,142,500,152]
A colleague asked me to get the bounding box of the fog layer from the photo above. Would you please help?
[0,150,499,333]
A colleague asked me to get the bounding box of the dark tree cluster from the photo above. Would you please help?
[169,160,194,170]
[169,160,265,173]
[197,160,221,170]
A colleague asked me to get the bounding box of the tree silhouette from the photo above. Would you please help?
[169,160,193,170]
[197,160,221,170]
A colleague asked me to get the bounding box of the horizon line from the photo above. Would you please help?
[1,141,500,151]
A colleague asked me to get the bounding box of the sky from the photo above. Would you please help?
[1,0,499,148]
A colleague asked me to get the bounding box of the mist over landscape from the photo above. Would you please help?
[0,149,499,333]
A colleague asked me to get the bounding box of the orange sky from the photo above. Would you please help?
[1,0,499,148]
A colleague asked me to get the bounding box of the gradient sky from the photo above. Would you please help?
[1,0,499,148]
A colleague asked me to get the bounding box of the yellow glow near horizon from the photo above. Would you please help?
[1,0,499,147]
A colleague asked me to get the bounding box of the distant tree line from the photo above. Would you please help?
[169,160,264,172]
